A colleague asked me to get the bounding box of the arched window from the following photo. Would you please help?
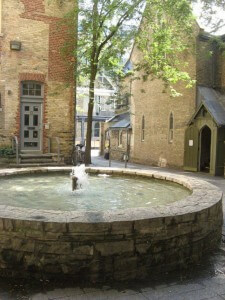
[118,130,123,146]
[169,112,174,143]
[94,122,100,137]
[141,115,145,141]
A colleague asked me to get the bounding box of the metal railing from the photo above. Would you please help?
[11,136,19,165]
[48,137,61,164]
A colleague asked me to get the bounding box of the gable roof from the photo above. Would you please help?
[108,112,131,130]
[188,86,225,127]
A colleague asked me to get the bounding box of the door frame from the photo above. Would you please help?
[198,125,212,172]
[20,97,44,153]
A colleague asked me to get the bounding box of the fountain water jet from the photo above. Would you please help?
[71,164,88,191]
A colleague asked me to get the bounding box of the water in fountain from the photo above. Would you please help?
[71,164,89,190]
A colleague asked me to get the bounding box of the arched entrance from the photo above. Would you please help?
[200,126,211,172]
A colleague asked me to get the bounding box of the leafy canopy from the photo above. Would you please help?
[77,0,144,83]
[75,0,225,94]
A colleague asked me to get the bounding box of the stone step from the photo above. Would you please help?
[20,153,59,159]
[10,162,66,168]
[20,158,55,164]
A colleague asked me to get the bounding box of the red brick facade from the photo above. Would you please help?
[21,0,45,14]
[0,0,75,160]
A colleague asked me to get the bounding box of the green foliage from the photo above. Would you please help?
[0,147,14,158]
[77,0,144,82]
[136,0,196,96]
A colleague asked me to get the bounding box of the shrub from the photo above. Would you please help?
[0,147,14,157]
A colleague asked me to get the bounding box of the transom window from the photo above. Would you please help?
[22,82,43,97]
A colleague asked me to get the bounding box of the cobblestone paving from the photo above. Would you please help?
[1,156,225,299]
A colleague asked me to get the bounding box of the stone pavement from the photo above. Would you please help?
[0,155,225,300]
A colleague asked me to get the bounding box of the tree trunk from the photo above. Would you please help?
[73,0,78,148]
[85,63,98,165]
[85,77,95,165]
[84,0,98,165]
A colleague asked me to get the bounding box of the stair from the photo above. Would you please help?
[10,153,65,168]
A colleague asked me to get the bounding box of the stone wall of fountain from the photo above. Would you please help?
[0,167,222,282]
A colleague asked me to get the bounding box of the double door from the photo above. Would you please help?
[21,102,42,151]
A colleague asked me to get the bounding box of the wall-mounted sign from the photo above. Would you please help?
[189,140,193,147]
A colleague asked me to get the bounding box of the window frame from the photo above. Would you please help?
[21,81,44,98]
[93,122,100,138]
[118,130,123,147]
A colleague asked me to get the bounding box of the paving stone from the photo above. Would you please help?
[107,293,147,300]
[46,289,71,299]
[63,288,84,297]
[67,291,107,300]
[173,288,219,300]
[30,293,49,300]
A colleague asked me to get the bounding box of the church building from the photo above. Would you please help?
[109,28,225,176]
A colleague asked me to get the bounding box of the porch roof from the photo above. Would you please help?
[188,86,225,127]
[108,112,131,130]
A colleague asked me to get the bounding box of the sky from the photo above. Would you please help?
[193,1,225,35]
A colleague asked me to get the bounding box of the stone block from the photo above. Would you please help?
[13,219,43,232]
[73,245,94,256]
[134,218,164,234]
[35,241,72,255]
[44,222,67,233]
[136,243,151,254]
[114,256,138,271]
[3,219,14,231]
[11,238,35,252]
[95,240,134,256]
[68,222,110,234]
[111,221,133,234]
[0,219,4,231]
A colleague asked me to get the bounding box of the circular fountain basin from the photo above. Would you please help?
[0,167,223,282]
[0,172,190,211]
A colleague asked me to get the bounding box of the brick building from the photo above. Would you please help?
[0,0,75,163]
[106,27,225,175]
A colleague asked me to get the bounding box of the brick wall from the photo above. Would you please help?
[0,0,75,160]
[128,42,197,168]
[196,37,215,87]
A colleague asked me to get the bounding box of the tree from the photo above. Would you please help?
[76,0,225,164]
[78,0,144,165]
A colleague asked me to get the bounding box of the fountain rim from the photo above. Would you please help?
[0,166,222,223]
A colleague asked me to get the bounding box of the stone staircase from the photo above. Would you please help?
[10,153,65,167]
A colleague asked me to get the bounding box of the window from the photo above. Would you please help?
[169,112,174,143]
[141,115,145,141]
[118,130,123,146]
[94,122,100,137]
[22,82,43,97]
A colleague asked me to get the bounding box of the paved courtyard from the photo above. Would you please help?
[0,155,225,299]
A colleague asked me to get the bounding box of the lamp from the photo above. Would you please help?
[10,41,21,51]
